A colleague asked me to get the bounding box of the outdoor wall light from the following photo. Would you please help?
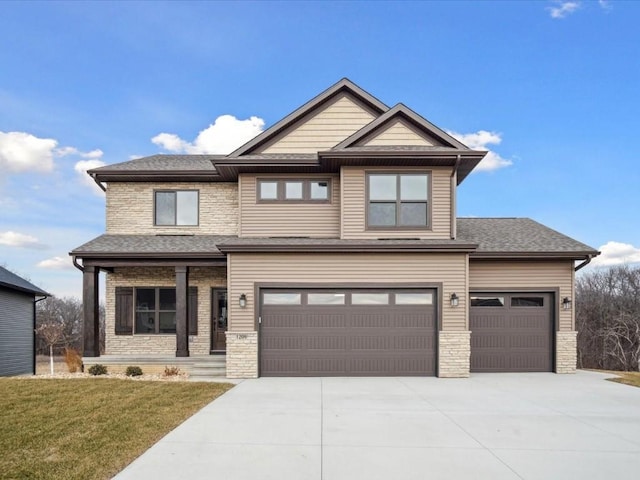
[239,293,247,308]
[450,292,459,307]
[562,297,572,310]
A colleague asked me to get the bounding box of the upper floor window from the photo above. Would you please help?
[155,190,199,226]
[257,179,330,203]
[367,173,429,228]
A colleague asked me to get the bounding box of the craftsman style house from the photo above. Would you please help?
[71,79,598,378]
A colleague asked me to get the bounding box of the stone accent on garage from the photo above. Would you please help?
[556,330,578,373]
[225,331,258,378]
[438,331,471,378]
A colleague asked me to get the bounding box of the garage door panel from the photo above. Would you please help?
[260,289,436,377]
[470,292,553,373]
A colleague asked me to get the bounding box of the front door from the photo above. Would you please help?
[211,289,228,353]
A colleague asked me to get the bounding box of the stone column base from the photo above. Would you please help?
[556,331,578,374]
[226,331,258,378]
[438,331,471,378]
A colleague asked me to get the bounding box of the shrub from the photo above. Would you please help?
[63,348,83,373]
[88,364,108,376]
[125,366,143,377]
[163,366,181,377]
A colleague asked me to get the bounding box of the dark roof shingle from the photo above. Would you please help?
[0,266,49,296]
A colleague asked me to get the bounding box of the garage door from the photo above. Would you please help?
[260,289,437,376]
[470,293,553,372]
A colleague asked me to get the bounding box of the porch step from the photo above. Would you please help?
[189,357,227,381]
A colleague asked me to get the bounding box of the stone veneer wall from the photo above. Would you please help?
[105,266,227,355]
[106,182,238,235]
[556,331,578,374]
[225,331,258,378]
[438,331,471,378]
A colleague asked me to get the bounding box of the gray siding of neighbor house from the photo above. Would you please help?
[0,287,34,376]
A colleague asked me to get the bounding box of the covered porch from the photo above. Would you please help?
[71,234,232,362]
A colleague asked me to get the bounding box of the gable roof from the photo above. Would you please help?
[229,78,389,157]
[333,103,469,150]
[0,266,49,296]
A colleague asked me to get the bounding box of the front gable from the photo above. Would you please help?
[230,78,388,157]
[259,92,379,154]
[359,118,438,147]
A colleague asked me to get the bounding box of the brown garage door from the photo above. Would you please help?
[260,289,437,377]
[470,293,553,372]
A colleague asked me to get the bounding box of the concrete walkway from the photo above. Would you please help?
[114,371,640,480]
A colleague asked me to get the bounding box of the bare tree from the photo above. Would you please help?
[576,265,640,371]
[35,321,67,374]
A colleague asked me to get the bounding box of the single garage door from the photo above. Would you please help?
[260,289,437,376]
[470,292,553,372]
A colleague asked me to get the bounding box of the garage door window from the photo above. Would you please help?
[471,296,505,307]
[511,296,545,307]
[308,293,345,305]
[263,293,301,305]
[352,293,389,305]
[395,292,433,305]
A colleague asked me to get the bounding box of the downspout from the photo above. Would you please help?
[575,254,597,272]
[450,155,461,239]
[33,295,48,375]
[91,173,106,192]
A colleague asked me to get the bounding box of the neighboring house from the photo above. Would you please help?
[0,266,49,376]
[71,79,598,378]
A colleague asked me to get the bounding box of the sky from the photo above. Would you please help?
[1,0,639,299]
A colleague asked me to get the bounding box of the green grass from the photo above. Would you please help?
[0,378,233,480]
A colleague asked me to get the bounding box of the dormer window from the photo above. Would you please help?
[367,173,430,228]
[257,179,331,203]
[154,190,199,226]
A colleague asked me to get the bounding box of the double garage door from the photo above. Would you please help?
[470,292,554,372]
[260,288,437,376]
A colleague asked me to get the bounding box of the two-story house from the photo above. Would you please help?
[71,79,598,378]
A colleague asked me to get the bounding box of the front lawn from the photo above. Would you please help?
[0,378,233,480]
[606,371,640,388]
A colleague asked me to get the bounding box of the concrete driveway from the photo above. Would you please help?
[114,371,640,480]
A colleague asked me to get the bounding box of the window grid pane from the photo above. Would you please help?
[369,175,397,200]
[285,182,303,199]
[369,203,396,226]
[155,192,175,225]
[307,293,346,305]
[471,296,505,307]
[399,202,427,226]
[310,181,329,200]
[259,181,278,200]
[263,293,302,305]
[351,293,389,305]
[400,175,428,200]
[176,191,198,225]
[396,293,433,305]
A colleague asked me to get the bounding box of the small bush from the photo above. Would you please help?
[125,366,143,377]
[163,366,181,377]
[63,348,83,373]
[88,364,108,376]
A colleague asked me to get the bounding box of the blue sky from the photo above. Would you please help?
[1,0,638,298]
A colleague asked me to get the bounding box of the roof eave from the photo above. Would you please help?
[470,251,599,260]
[219,244,478,254]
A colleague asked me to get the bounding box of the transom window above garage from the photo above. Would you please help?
[257,179,331,202]
[367,173,430,228]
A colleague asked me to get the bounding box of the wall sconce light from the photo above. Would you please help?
[239,293,247,308]
[450,292,459,307]
[562,297,572,310]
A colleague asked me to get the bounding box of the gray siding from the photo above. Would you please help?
[0,288,34,376]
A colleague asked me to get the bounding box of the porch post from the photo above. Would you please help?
[175,266,190,357]
[82,266,100,357]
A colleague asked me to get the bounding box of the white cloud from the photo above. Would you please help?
[74,158,107,195]
[0,131,57,173]
[152,114,265,154]
[548,1,581,19]
[447,130,513,172]
[0,231,46,249]
[591,241,640,267]
[36,255,75,271]
[81,149,104,159]
[598,0,612,12]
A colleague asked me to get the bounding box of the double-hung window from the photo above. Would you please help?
[367,173,429,228]
[155,190,199,226]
